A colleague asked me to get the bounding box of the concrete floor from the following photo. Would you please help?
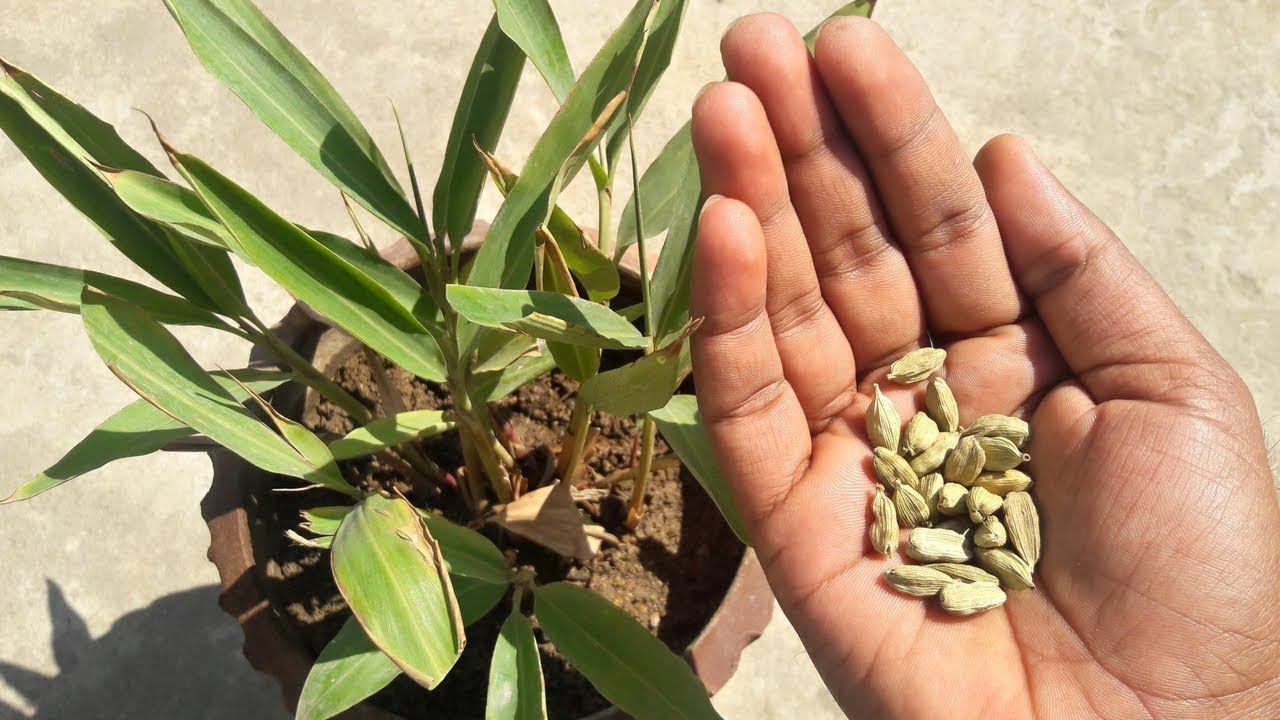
[1,1,1277,718]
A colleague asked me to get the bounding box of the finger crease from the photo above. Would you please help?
[908,200,996,258]
[769,285,830,339]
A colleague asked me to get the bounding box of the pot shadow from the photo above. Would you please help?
[0,580,286,720]
[634,476,745,649]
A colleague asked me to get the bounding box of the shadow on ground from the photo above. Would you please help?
[0,581,287,720]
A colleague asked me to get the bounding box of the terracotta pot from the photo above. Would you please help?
[201,233,772,719]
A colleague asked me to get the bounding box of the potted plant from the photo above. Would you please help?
[0,1,874,718]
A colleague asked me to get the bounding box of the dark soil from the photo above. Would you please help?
[249,351,745,719]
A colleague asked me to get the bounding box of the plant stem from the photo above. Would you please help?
[558,399,593,483]
[243,322,373,425]
[596,183,614,257]
[626,414,657,529]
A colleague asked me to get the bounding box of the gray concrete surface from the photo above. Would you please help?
[1,1,1277,718]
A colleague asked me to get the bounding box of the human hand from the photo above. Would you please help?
[689,14,1280,719]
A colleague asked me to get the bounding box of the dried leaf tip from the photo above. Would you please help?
[134,107,180,161]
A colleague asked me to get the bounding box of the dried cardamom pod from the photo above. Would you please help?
[873,446,918,491]
[977,547,1035,590]
[909,431,959,475]
[870,486,898,556]
[944,434,985,486]
[978,436,1030,471]
[902,412,940,457]
[936,482,969,516]
[925,377,959,432]
[885,565,954,597]
[893,484,931,528]
[906,527,972,563]
[972,469,1033,496]
[974,516,1007,548]
[886,347,947,384]
[927,562,1000,585]
[939,581,1006,615]
[918,472,944,518]
[966,486,1003,523]
[962,414,1030,447]
[1002,491,1041,568]
[866,384,901,452]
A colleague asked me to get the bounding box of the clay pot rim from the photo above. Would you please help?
[200,232,772,719]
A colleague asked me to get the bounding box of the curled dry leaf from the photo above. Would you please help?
[490,481,594,561]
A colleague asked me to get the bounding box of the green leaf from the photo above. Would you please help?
[447,286,646,351]
[649,161,702,340]
[331,494,464,689]
[328,410,454,460]
[454,576,510,626]
[168,149,446,381]
[0,255,234,330]
[307,230,441,329]
[467,0,657,293]
[603,0,690,166]
[433,15,526,247]
[494,0,574,102]
[486,611,547,720]
[1,368,289,504]
[472,354,558,404]
[533,582,720,720]
[616,124,694,258]
[0,60,247,316]
[296,617,400,720]
[804,1,877,52]
[80,289,324,483]
[577,340,684,417]
[301,505,353,536]
[103,169,232,249]
[419,512,511,584]
[474,333,540,374]
[162,0,422,239]
[649,395,749,545]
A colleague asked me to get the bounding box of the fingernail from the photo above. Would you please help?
[699,194,726,221]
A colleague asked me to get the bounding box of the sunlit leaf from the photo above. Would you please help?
[616,124,693,258]
[472,354,558,404]
[477,147,618,302]
[494,0,573,102]
[0,60,247,315]
[168,149,447,381]
[328,410,453,460]
[649,395,749,545]
[0,255,234,331]
[533,582,720,720]
[80,289,326,483]
[448,286,646,351]
[466,0,656,294]
[162,0,422,239]
[419,512,511,584]
[1,369,289,504]
[301,505,353,536]
[296,616,401,720]
[577,337,684,417]
[331,494,464,689]
[486,611,547,720]
[603,0,689,166]
[433,14,526,248]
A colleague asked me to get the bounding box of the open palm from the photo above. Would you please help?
[689,15,1280,719]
